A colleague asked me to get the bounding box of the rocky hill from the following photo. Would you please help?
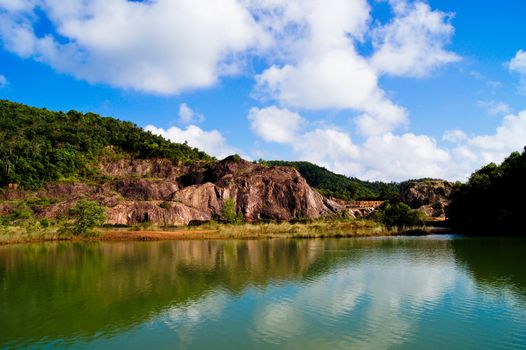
[1,156,344,225]
[0,100,456,226]
[400,180,453,219]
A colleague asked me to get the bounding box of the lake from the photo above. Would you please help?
[1,235,525,349]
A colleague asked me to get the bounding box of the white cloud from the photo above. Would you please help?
[1,0,472,181]
[371,1,460,77]
[294,128,362,176]
[0,0,267,94]
[249,107,526,181]
[0,74,6,87]
[467,110,526,164]
[508,50,526,94]
[477,100,511,116]
[248,106,304,143]
[0,0,460,140]
[178,103,204,125]
[0,0,35,12]
[253,0,413,137]
[359,133,451,180]
[145,124,240,160]
[256,48,408,137]
[442,129,467,143]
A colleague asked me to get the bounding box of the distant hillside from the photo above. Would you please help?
[0,100,213,189]
[261,160,399,200]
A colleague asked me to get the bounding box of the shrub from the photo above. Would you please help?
[70,200,106,236]
[221,198,243,224]
[375,202,424,228]
[40,218,50,228]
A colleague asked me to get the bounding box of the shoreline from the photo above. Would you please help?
[0,221,446,246]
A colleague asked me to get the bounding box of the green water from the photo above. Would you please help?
[1,235,526,349]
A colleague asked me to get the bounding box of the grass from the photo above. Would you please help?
[0,222,101,245]
[0,219,440,245]
[0,225,63,245]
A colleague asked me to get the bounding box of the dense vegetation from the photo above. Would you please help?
[374,202,425,228]
[69,200,107,236]
[0,100,213,189]
[447,147,526,233]
[260,160,399,200]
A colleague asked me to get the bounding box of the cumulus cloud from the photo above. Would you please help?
[467,110,526,163]
[294,128,362,176]
[1,0,470,180]
[253,0,412,136]
[0,74,6,87]
[359,133,451,180]
[256,48,408,136]
[0,0,460,139]
[249,107,526,181]
[0,0,266,93]
[145,124,240,160]
[178,103,204,125]
[371,1,460,77]
[508,50,526,94]
[248,106,304,143]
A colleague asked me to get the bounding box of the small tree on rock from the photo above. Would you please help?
[70,199,106,236]
[221,198,243,224]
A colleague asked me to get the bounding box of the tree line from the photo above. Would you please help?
[447,147,526,233]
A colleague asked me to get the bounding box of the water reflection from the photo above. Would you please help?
[0,236,525,349]
[452,237,526,298]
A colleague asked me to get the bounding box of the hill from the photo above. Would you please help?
[447,147,526,233]
[260,160,399,200]
[0,100,213,189]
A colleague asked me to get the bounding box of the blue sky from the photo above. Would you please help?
[1,0,525,181]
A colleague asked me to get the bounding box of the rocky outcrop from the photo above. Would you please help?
[167,156,342,224]
[3,156,344,226]
[104,157,343,225]
[400,180,453,219]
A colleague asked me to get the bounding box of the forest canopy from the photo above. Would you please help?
[260,160,400,200]
[0,100,213,189]
[447,147,526,232]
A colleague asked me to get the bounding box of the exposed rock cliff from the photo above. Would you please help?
[400,180,453,219]
[2,156,344,225]
[106,156,345,224]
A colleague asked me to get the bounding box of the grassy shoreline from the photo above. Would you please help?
[0,220,444,245]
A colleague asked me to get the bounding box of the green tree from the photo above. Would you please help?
[375,202,425,227]
[447,147,526,233]
[70,200,107,236]
[261,160,400,200]
[221,198,243,224]
[0,99,213,189]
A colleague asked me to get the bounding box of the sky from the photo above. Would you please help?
[0,0,525,182]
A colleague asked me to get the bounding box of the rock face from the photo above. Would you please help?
[108,157,344,225]
[3,156,344,226]
[400,180,453,219]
